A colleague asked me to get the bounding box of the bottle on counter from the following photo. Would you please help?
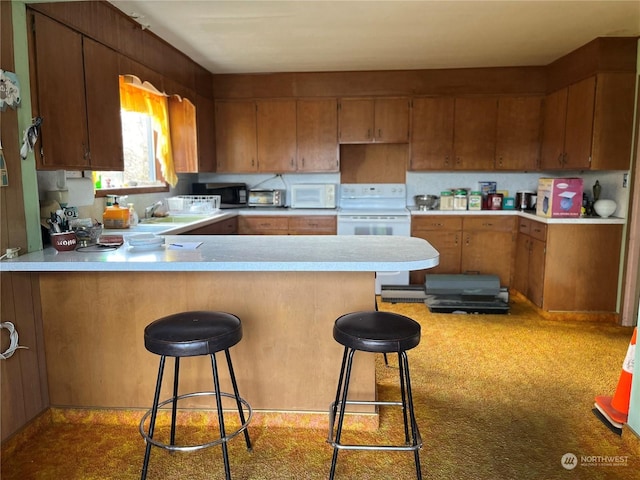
[440,191,454,210]
[468,191,482,210]
[453,189,468,211]
[103,201,130,229]
[127,203,139,226]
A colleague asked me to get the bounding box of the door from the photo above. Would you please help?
[296,99,339,172]
[410,97,454,170]
[374,98,410,143]
[453,97,498,170]
[339,98,374,143]
[31,12,89,169]
[257,99,297,172]
[540,88,568,169]
[215,101,257,172]
[495,96,542,171]
[563,76,596,169]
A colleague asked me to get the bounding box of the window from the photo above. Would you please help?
[93,75,178,195]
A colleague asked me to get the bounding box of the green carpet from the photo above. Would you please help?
[2,296,639,479]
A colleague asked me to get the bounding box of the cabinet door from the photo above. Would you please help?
[338,98,374,143]
[513,234,530,295]
[256,99,297,172]
[195,94,216,172]
[410,230,462,284]
[495,96,542,171]
[83,38,124,171]
[453,98,498,170]
[527,237,546,308]
[462,216,515,286]
[540,88,568,169]
[296,99,339,172]
[374,98,410,143]
[215,101,257,172]
[31,12,89,169]
[563,76,596,169]
[410,97,454,170]
[169,95,198,173]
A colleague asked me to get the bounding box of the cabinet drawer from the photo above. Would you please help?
[288,216,336,232]
[412,216,462,232]
[517,218,531,235]
[528,221,547,242]
[463,216,514,232]
[238,216,289,234]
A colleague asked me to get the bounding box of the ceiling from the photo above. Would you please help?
[106,1,640,75]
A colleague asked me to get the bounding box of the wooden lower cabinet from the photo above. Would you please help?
[410,215,515,287]
[181,216,238,235]
[513,218,622,312]
[238,215,336,235]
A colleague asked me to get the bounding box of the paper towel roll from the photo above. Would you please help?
[66,178,95,207]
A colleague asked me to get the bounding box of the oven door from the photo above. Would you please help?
[337,214,411,293]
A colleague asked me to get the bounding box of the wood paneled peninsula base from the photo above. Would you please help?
[5,235,439,414]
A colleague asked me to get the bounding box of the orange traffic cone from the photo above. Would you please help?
[594,327,637,434]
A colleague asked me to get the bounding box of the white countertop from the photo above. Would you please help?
[0,235,439,273]
[408,208,625,224]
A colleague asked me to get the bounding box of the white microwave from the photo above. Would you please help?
[290,184,336,209]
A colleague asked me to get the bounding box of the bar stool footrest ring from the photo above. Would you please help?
[327,399,422,452]
[139,391,252,453]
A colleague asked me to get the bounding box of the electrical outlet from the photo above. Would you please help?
[623,173,628,188]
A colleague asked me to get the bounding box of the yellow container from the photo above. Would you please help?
[103,205,130,229]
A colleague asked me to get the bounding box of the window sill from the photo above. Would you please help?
[95,185,169,197]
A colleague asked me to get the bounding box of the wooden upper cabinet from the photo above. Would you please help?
[495,96,543,171]
[215,101,258,173]
[81,37,123,171]
[195,93,216,172]
[168,96,198,173]
[540,76,596,170]
[563,76,596,169]
[31,12,89,169]
[339,97,409,143]
[256,99,297,172]
[540,88,568,169]
[296,99,339,172]
[453,97,498,170]
[410,97,454,170]
[30,12,123,171]
[374,98,410,143]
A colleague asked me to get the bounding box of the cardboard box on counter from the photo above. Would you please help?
[536,178,583,218]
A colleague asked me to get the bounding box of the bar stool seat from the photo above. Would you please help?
[140,311,252,480]
[328,311,423,479]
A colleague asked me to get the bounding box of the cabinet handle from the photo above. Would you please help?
[431,222,443,227]
[557,153,563,166]
[290,158,294,166]
[378,128,382,138]
[252,159,255,167]
[465,234,470,246]
[367,129,371,139]
[456,156,461,166]
[444,155,450,166]
[498,156,503,167]
[482,222,494,227]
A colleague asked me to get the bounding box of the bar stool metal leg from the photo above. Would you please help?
[210,352,231,480]
[329,347,356,480]
[170,358,180,446]
[398,352,410,443]
[141,356,166,480]
[225,349,252,451]
[401,351,422,480]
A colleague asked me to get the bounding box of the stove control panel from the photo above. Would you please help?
[340,183,406,199]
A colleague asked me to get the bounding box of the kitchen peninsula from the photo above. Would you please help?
[2,235,438,415]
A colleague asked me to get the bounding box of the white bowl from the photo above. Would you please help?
[593,199,617,218]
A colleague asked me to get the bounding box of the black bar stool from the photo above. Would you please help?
[140,311,252,480]
[327,311,423,479]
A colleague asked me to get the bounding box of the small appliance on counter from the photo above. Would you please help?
[536,178,583,218]
[290,184,336,209]
[248,189,286,207]
[191,182,247,208]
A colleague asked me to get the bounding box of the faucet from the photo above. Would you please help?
[144,201,163,219]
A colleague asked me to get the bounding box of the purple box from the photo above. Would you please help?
[536,178,583,218]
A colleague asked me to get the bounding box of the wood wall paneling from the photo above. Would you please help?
[340,144,407,183]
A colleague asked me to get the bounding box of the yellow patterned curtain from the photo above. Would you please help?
[118,76,178,187]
